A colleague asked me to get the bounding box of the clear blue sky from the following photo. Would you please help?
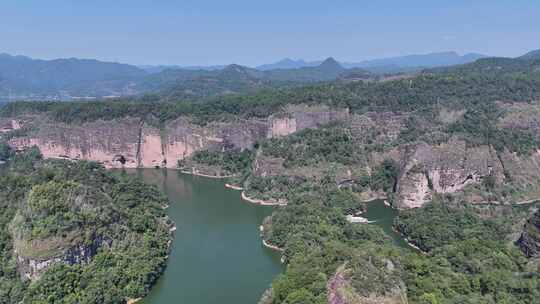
[1,0,539,66]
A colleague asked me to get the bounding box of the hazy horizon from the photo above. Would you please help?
[2,0,539,66]
[1,50,492,68]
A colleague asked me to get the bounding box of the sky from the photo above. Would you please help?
[1,0,539,66]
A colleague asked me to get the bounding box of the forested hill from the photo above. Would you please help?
[0,53,361,101]
[0,51,494,102]
[0,53,147,97]
[0,146,173,303]
[135,58,356,100]
[3,54,540,125]
[2,50,537,103]
[519,49,540,60]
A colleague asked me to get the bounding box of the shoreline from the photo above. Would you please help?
[127,298,141,304]
[262,238,285,252]
[404,239,427,254]
[514,197,540,205]
[225,183,244,191]
[241,191,287,206]
[179,170,236,179]
[259,226,284,252]
[346,214,374,223]
[392,228,427,254]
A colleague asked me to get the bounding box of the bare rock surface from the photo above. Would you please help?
[518,210,540,258]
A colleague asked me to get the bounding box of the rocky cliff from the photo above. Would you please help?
[394,139,505,208]
[0,118,22,133]
[6,102,540,209]
[518,210,540,258]
[7,105,347,170]
[327,262,407,304]
[14,234,109,281]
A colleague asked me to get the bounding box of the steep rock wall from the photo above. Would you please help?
[14,235,108,281]
[395,139,504,208]
[0,118,22,133]
[7,105,345,169]
[498,150,540,201]
[518,209,540,258]
[267,104,350,138]
[10,118,142,168]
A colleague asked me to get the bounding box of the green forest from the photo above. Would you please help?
[0,147,173,304]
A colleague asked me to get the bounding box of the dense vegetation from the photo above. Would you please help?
[257,171,540,304]
[260,177,403,304]
[262,124,358,167]
[0,147,173,304]
[396,202,539,304]
[188,149,254,175]
[395,202,513,252]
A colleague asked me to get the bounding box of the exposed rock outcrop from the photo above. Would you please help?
[518,210,540,258]
[267,104,350,138]
[395,139,504,208]
[6,103,540,209]
[14,235,109,281]
[0,118,22,133]
[327,263,407,304]
[7,105,346,169]
[9,118,142,168]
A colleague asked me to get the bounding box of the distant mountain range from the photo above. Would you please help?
[346,51,486,69]
[0,53,146,100]
[1,50,538,101]
[256,58,320,71]
[255,51,487,73]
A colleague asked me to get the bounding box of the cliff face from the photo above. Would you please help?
[0,118,22,133]
[395,139,504,208]
[518,210,540,258]
[7,105,347,169]
[14,235,108,281]
[268,104,350,138]
[327,263,406,304]
[7,103,540,209]
[10,118,142,168]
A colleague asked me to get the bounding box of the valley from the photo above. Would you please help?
[1,51,540,303]
[122,169,283,304]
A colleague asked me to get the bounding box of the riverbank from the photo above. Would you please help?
[179,169,236,179]
[225,183,244,191]
[259,225,284,252]
[262,239,284,252]
[127,169,283,304]
[515,197,540,205]
[346,214,374,223]
[391,227,427,254]
[241,191,287,206]
[404,239,426,254]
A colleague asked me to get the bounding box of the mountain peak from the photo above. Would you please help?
[319,57,343,70]
[220,64,259,78]
[224,63,245,70]
[519,49,540,60]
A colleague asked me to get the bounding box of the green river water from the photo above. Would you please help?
[125,169,283,304]
[124,169,403,304]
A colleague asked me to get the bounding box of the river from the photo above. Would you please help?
[362,200,409,248]
[123,169,283,304]
[123,170,406,303]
